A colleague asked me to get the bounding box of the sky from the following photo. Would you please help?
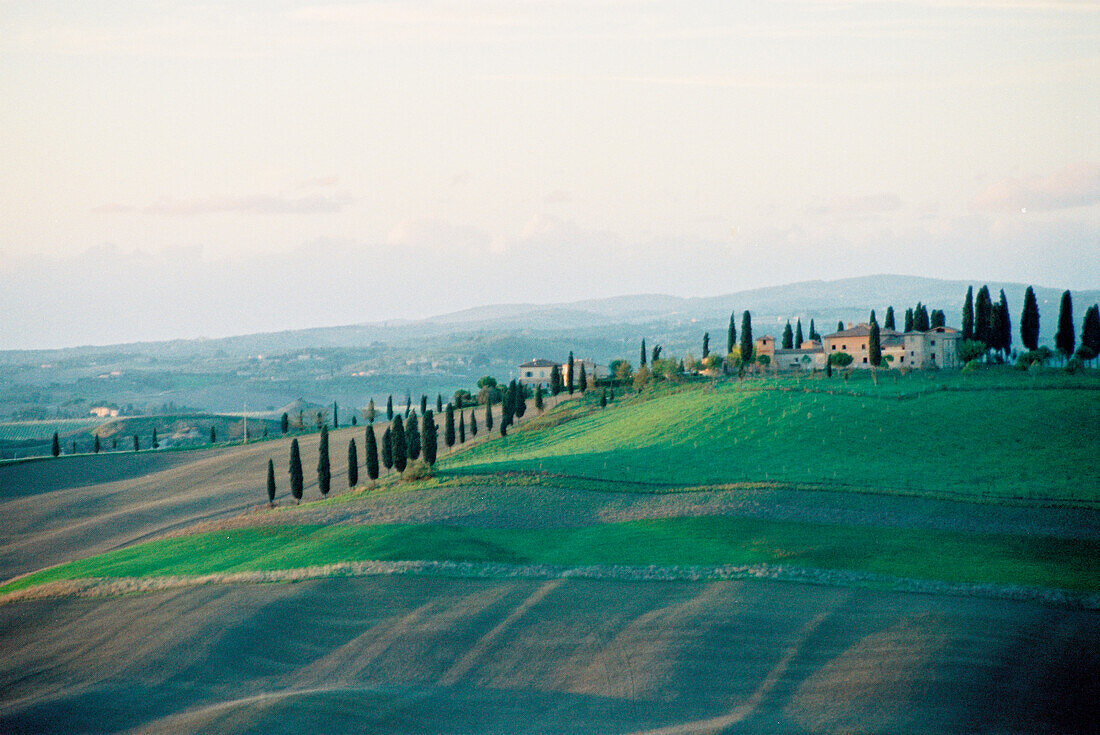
[1,0,1098,349]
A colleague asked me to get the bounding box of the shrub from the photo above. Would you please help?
[957,339,987,363]
[962,359,981,373]
[828,352,853,367]
[1064,357,1083,374]
[401,458,433,482]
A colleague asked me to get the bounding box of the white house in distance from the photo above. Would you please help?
[518,357,608,387]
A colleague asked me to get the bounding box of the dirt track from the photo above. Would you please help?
[1,575,1097,734]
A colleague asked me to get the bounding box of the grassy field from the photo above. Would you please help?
[0,417,108,441]
[7,516,1097,594]
[440,370,1100,502]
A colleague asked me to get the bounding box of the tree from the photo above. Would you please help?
[600,389,607,407]
[367,399,376,424]
[347,438,358,487]
[317,425,331,496]
[266,458,276,506]
[809,319,819,342]
[514,382,527,416]
[381,427,393,472]
[93,435,101,454]
[727,312,737,355]
[974,286,992,346]
[989,299,1004,355]
[652,345,662,362]
[868,321,882,367]
[640,339,647,368]
[825,359,833,377]
[437,394,443,413]
[333,402,339,429]
[391,416,407,472]
[781,322,793,349]
[837,320,845,332]
[567,352,575,394]
[152,428,159,449]
[795,319,804,347]
[535,384,544,411]
[739,311,754,363]
[485,402,493,432]
[829,352,853,367]
[1055,290,1075,358]
[578,362,588,393]
[210,426,217,444]
[1081,304,1100,362]
[133,434,140,452]
[904,308,914,333]
[405,410,421,460]
[458,411,466,443]
[445,403,456,448]
[51,432,60,457]
[962,285,974,341]
[289,438,303,504]
[884,307,895,331]
[420,395,428,414]
[930,310,946,329]
[549,365,563,396]
[280,412,289,434]
[703,332,711,358]
[351,415,357,427]
[422,410,438,464]
[1021,286,1040,351]
[366,427,380,480]
[386,395,394,421]
[914,303,931,332]
[112,437,117,450]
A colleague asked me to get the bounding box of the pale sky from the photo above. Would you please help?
[1,1,1099,348]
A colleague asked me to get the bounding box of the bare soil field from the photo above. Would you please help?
[1,575,1097,734]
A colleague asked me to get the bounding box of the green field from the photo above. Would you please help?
[7,516,1097,595]
[440,371,1100,502]
[0,418,108,441]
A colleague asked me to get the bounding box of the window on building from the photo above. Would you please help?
[930,340,936,346]
[525,372,532,377]
[862,357,867,363]
[862,343,866,349]
[931,354,936,362]
[900,356,905,363]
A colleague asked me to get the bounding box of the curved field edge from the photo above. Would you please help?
[4,518,1096,598]
[438,376,1100,502]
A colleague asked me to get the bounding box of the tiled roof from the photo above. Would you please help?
[825,323,903,339]
[518,359,560,368]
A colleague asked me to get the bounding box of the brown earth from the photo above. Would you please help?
[1,575,1097,734]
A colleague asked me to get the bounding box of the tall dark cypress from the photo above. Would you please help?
[578,362,587,393]
[281,412,289,434]
[485,402,493,432]
[1080,304,1100,361]
[93,435,101,454]
[781,322,793,349]
[795,319,804,347]
[567,352,575,394]
[930,310,946,329]
[405,410,421,460]
[51,432,60,457]
[1055,290,1075,358]
[210,426,217,444]
[437,394,443,413]
[420,395,428,414]
[600,389,607,407]
[386,395,394,421]
[133,435,140,452]
[883,307,895,331]
[535,384,544,411]
[333,402,338,429]
[381,427,393,471]
[514,382,527,416]
[904,308,914,333]
[915,303,931,332]
[640,339,647,367]
[347,438,358,487]
[997,290,1011,354]
[289,438,303,503]
[1021,286,1040,351]
[367,399,376,423]
[809,319,819,342]
[739,311,753,362]
[152,428,159,449]
[727,312,737,355]
[317,425,331,496]
[458,411,466,443]
[445,403,456,448]
[974,286,993,346]
[366,427,380,480]
[267,458,277,505]
[989,300,1004,354]
[868,321,882,367]
[422,410,437,465]
[550,365,562,396]
[703,332,711,358]
[962,286,974,341]
[391,416,407,472]
[837,320,845,332]
[470,410,478,436]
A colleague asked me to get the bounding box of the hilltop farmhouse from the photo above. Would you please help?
[518,358,608,387]
[754,324,960,371]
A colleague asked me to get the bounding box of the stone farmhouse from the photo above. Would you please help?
[754,324,960,371]
[518,358,608,387]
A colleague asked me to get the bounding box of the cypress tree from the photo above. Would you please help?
[915,303,930,332]
[567,352,575,394]
[1080,304,1100,362]
[989,300,1004,354]
[1055,290,1075,358]
[652,345,662,362]
[470,410,478,437]
[317,425,331,496]
[391,416,407,472]
[998,293,1012,353]
[535,384,544,411]
[367,399,376,424]
[112,437,117,450]
[133,434,140,452]
[445,403,456,448]
[600,389,607,407]
[795,319,804,347]
[351,415,357,427]
[267,458,276,505]
[727,312,737,355]
[962,286,974,341]
[809,319,819,342]
[930,310,946,329]
[437,394,443,413]
[868,321,882,367]
[837,320,845,332]
[210,426,217,444]
[974,287,992,346]
[550,365,562,396]
[405,410,421,460]
[485,402,493,431]
[405,393,411,417]
[1021,286,1040,351]
[703,332,711,358]
[386,395,394,421]
[152,428,159,449]
[502,383,515,428]
[420,395,427,414]
[826,359,833,377]
[333,402,338,428]
[93,435,101,454]
[280,412,289,434]
[904,308,914,333]
[347,438,358,487]
[289,438,303,503]
[71,439,77,455]
[578,362,587,393]
[458,411,466,443]
[884,307,895,331]
[640,339,647,367]
[381,427,393,471]
[366,427,380,480]
[781,322,793,349]
[739,311,753,363]
[423,410,438,464]
[51,432,60,457]
[514,382,527,416]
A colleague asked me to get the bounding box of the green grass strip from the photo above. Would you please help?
[5,517,1097,594]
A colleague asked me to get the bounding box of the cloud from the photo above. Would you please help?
[972,164,1100,212]
[811,193,903,216]
[92,193,355,216]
